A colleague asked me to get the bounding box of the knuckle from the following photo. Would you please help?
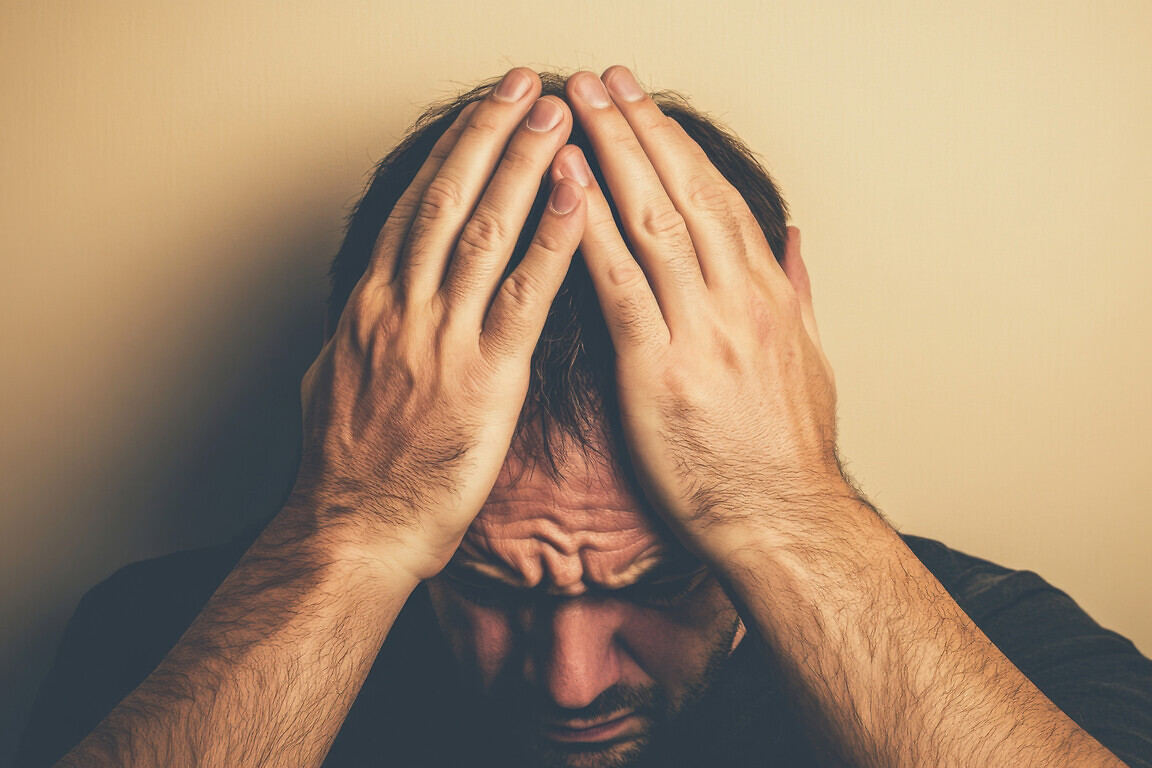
[342,313,373,354]
[606,257,648,289]
[388,197,419,223]
[645,113,679,140]
[464,107,503,138]
[607,129,642,155]
[458,210,510,256]
[499,139,536,170]
[684,177,736,213]
[639,203,688,240]
[380,201,420,248]
[419,176,466,215]
[343,286,381,340]
[427,142,454,164]
[530,225,567,256]
[345,283,376,320]
[498,269,540,308]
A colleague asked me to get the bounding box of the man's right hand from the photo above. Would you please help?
[290,68,586,583]
[56,69,586,768]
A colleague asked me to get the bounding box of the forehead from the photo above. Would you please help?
[455,451,690,593]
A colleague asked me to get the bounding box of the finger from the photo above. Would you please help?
[442,96,573,322]
[399,68,542,300]
[600,65,776,291]
[364,101,479,287]
[551,144,669,354]
[480,178,586,362]
[566,70,705,329]
[779,227,827,358]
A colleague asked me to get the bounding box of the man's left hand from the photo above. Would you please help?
[558,66,848,561]
[556,67,1128,768]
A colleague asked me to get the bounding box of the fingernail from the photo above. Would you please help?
[606,68,646,103]
[573,73,611,108]
[558,150,593,186]
[550,182,580,215]
[494,70,531,102]
[526,98,563,132]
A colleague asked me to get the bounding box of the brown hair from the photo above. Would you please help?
[327,71,789,477]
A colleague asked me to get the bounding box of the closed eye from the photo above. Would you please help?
[618,570,709,607]
[441,571,523,607]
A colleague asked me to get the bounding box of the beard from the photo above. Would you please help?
[458,616,742,768]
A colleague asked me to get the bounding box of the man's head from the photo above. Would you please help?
[328,70,788,766]
[426,435,744,767]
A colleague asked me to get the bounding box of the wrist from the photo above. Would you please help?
[274,491,426,593]
[695,478,883,576]
[705,491,902,654]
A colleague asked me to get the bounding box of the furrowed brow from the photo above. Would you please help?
[444,551,706,591]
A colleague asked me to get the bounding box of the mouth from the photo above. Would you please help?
[540,712,639,743]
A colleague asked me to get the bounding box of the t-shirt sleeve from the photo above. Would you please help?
[13,545,243,768]
[904,534,1152,768]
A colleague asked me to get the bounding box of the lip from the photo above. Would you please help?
[541,712,637,743]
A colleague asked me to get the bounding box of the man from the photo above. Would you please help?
[16,67,1152,767]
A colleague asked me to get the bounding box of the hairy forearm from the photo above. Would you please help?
[58,505,418,768]
[716,493,1127,768]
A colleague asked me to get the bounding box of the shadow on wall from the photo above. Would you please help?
[0,225,329,765]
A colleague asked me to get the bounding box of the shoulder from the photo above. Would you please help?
[902,533,1152,767]
[79,541,248,629]
[64,536,254,670]
[16,532,444,768]
[14,537,252,767]
[900,533,1141,655]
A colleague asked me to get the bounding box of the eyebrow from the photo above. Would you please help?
[442,553,707,592]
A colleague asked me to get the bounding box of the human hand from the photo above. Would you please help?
[292,69,586,582]
[558,66,846,561]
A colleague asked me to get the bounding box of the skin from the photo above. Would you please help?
[426,445,744,767]
[55,66,1130,767]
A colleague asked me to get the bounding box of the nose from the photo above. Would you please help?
[526,598,626,710]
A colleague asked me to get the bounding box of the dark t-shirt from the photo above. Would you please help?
[15,534,1152,767]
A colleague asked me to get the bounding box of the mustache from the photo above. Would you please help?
[538,684,663,723]
[484,676,667,724]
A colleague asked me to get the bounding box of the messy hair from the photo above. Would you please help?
[327,71,789,477]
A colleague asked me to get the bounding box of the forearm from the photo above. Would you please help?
[58,503,418,768]
[716,492,1127,768]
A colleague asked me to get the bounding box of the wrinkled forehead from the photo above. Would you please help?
[456,452,692,593]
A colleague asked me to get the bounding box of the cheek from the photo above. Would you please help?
[617,581,740,698]
[427,584,517,687]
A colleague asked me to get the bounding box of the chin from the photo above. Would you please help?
[521,736,651,768]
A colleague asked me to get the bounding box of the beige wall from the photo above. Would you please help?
[2,0,1150,759]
